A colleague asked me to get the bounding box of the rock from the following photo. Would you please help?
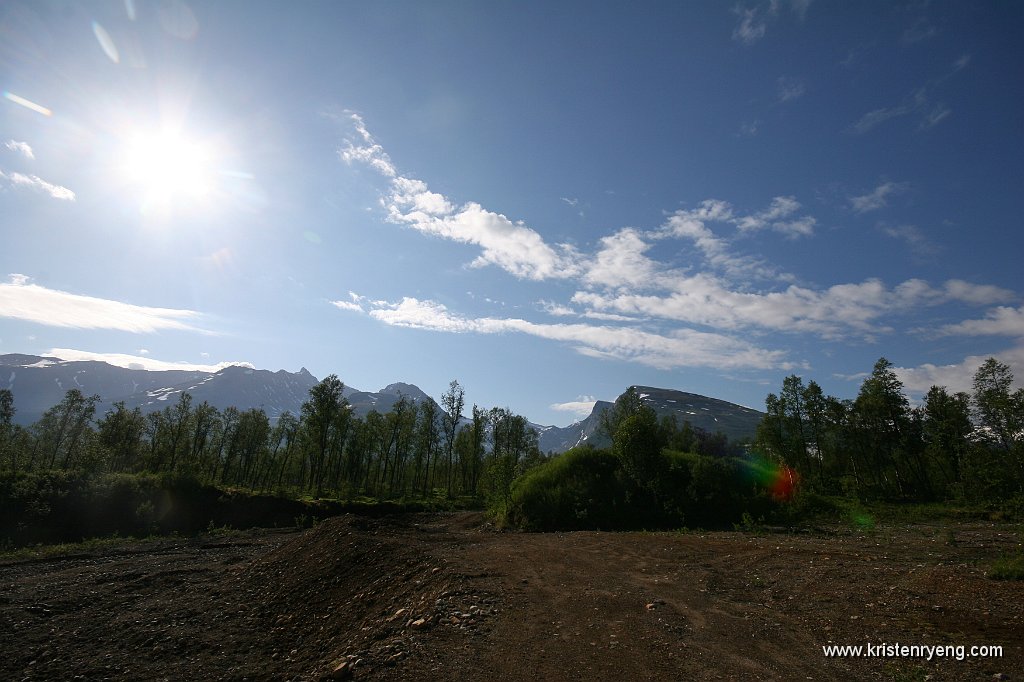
[410,617,430,630]
[326,661,353,680]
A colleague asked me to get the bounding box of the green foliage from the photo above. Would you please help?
[504,444,786,531]
[755,356,1024,505]
[503,446,630,530]
[612,409,665,492]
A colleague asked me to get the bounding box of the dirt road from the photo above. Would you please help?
[1,513,1021,680]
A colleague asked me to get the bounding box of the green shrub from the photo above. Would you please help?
[505,446,635,531]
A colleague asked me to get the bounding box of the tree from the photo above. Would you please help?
[97,401,146,472]
[301,374,346,498]
[972,358,1024,491]
[921,386,972,492]
[440,380,465,496]
[612,409,666,494]
[34,389,100,470]
[415,399,440,497]
[852,358,930,498]
[599,387,648,440]
[0,389,14,472]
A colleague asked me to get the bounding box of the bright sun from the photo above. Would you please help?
[119,129,217,213]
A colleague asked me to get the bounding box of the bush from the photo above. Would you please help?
[505,446,636,530]
[504,446,787,531]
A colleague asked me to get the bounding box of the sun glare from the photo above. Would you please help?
[119,129,218,214]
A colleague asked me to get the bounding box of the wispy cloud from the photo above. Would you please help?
[572,276,1014,341]
[849,181,907,213]
[341,295,792,371]
[737,120,761,137]
[47,348,253,373]
[4,140,34,159]
[330,299,363,313]
[550,395,599,418]
[879,223,939,260]
[732,1,810,44]
[732,4,771,45]
[919,104,951,130]
[901,18,938,45]
[340,112,579,281]
[1,170,75,200]
[776,76,806,102]
[850,56,969,134]
[0,274,204,333]
[735,195,815,238]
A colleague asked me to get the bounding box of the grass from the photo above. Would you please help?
[989,554,1024,580]
[0,534,164,562]
[0,525,248,563]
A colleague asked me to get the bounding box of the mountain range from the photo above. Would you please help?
[1,354,764,452]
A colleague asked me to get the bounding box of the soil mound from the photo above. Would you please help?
[236,514,462,678]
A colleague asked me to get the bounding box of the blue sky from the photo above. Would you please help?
[1,0,1022,426]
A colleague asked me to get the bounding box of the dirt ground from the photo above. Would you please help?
[1,513,1021,681]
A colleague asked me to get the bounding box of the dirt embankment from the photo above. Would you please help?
[1,514,1021,681]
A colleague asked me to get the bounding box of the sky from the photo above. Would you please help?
[1,0,1023,426]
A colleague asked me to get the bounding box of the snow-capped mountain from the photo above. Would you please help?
[3,356,764,451]
[1,354,431,425]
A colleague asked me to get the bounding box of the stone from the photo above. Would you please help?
[327,661,353,680]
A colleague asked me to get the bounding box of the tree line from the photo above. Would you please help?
[755,357,1024,502]
[0,377,544,503]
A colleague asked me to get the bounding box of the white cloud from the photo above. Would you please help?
[1,171,75,200]
[583,228,664,289]
[572,275,1010,341]
[331,299,364,313]
[893,343,1024,396]
[341,112,579,281]
[0,274,204,333]
[550,395,599,418]
[357,295,790,371]
[659,200,733,254]
[4,140,34,159]
[849,182,906,213]
[47,348,253,373]
[538,300,576,317]
[943,280,1016,306]
[936,306,1024,337]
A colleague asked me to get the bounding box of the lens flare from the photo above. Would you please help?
[745,454,799,501]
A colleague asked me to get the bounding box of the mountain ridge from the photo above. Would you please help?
[1,354,764,452]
